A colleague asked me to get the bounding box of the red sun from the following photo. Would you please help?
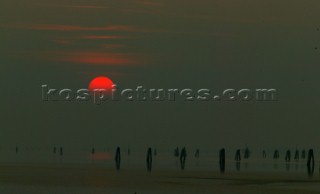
[88,76,114,93]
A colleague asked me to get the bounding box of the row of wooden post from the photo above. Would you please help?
[113,147,316,176]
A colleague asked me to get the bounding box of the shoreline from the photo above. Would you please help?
[0,163,319,193]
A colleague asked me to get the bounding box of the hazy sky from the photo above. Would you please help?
[0,0,319,151]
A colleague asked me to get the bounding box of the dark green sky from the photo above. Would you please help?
[0,0,319,150]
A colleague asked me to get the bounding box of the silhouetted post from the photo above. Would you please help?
[234,149,241,171]
[294,150,299,161]
[180,147,187,170]
[53,146,57,154]
[174,147,179,157]
[301,150,306,159]
[219,148,225,173]
[273,150,279,159]
[195,149,200,158]
[262,150,267,159]
[127,148,131,156]
[15,146,18,154]
[244,148,250,159]
[91,147,95,155]
[115,147,121,171]
[285,150,291,162]
[307,149,314,177]
[146,147,153,172]
[59,147,63,156]
[235,149,241,162]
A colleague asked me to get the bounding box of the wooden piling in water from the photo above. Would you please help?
[146,147,153,172]
[285,150,291,162]
[244,148,250,159]
[219,148,225,173]
[180,147,187,170]
[307,149,315,176]
[235,149,241,162]
[273,150,279,159]
[294,150,299,161]
[59,147,63,156]
[115,147,121,171]
[262,150,267,158]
